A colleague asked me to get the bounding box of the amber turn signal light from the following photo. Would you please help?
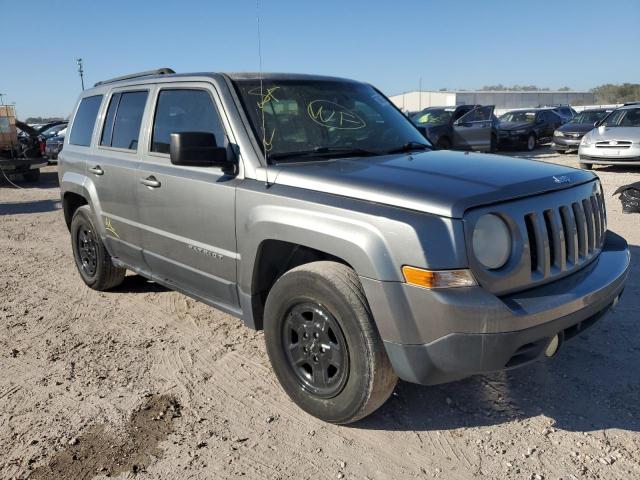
[402,266,477,289]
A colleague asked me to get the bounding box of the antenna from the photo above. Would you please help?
[256,0,270,187]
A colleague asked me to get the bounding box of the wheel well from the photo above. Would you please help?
[249,240,349,330]
[63,192,88,230]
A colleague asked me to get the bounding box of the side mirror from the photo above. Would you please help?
[593,120,600,127]
[169,132,234,172]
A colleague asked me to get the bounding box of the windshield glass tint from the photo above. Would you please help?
[411,108,454,125]
[570,110,609,124]
[234,79,428,161]
[602,108,640,127]
[499,111,536,123]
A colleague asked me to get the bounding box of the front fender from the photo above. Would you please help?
[239,204,395,291]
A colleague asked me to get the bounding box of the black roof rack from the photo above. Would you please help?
[94,68,175,87]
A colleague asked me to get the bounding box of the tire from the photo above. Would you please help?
[579,162,593,170]
[70,205,126,291]
[264,261,397,424]
[436,137,451,150]
[525,133,537,151]
[23,169,40,182]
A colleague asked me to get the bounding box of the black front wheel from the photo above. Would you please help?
[264,261,397,424]
[526,133,537,151]
[71,205,126,290]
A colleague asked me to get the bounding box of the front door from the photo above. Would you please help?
[90,88,150,269]
[452,105,495,151]
[137,84,240,309]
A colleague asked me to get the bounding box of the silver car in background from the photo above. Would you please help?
[579,104,640,169]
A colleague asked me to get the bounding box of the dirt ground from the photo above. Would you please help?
[1,149,639,480]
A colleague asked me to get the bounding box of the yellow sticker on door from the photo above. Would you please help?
[105,217,120,238]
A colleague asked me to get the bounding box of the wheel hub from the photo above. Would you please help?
[283,302,349,399]
[77,227,98,277]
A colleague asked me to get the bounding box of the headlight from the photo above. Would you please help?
[554,130,564,137]
[581,135,592,146]
[472,214,511,270]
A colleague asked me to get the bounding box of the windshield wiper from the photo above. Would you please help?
[384,142,432,154]
[269,146,379,162]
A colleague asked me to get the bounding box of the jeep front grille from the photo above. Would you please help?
[464,181,606,295]
[523,192,606,279]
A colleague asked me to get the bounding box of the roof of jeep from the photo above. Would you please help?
[91,71,361,90]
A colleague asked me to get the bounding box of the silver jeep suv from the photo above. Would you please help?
[58,69,630,424]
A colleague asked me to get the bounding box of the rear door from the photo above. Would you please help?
[136,83,241,310]
[89,88,150,269]
[452,105,495,151]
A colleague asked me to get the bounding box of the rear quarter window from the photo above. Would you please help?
[69,95,103,146]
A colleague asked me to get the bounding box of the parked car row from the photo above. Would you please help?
[409,104,576,153]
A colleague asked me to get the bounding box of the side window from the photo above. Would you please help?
[151,89,226,154]
[458,106,493,123]
[100,91,148,150]
[69,95,103,146]
[100,93,120,146]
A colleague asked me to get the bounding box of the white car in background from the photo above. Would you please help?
[578,104,640,170]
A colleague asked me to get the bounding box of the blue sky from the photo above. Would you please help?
[2,0,639,119]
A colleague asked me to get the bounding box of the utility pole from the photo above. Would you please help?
[0,93,5,106]
[418,77,422,110]
[76,58,85,90]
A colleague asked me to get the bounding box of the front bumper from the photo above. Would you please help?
[552,135,582,150]
[579,143,640,165]
[497,131,528,148]
[362,231,629,385]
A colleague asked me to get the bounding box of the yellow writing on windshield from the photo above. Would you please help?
[248,86,280,110]
[307,100,366,130]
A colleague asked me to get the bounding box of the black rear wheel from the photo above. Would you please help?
[71,205,126,290]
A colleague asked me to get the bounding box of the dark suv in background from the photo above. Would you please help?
[552,108,613,153]
[549,105,578,123]
[497,108,563,151]
[410,104,495,151]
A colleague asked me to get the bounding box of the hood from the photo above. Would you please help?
[270,151,595,218]
[557,122,593,134]
[586,126,640,142]
[498,121,533,131]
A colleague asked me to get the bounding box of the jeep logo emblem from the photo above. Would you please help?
[552,175,571,184]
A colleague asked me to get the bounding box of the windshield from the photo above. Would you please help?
[569,110,610,124]
[602,108,640,127]
[233,79,429,162]
[499,111,537,123]
[41,124,67,136]
[411,108,454,125]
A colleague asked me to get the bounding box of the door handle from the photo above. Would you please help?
[89,165,104,175]
[140,176,161,188]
